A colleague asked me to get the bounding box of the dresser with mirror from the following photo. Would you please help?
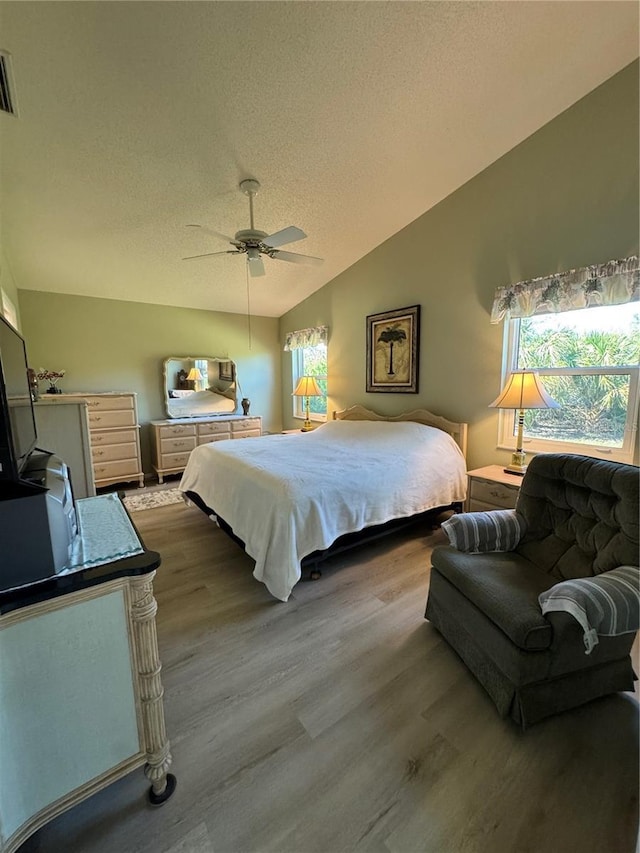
[150,357,261,483]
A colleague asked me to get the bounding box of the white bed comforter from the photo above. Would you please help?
[179,419,467,601]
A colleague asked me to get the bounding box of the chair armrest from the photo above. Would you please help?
[441,509,526,553]
[539,565,640,654]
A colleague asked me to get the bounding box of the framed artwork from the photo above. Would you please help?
[366,304,420,393]
[219,360,235,382]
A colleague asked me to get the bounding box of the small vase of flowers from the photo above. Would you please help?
[36,369,66,394]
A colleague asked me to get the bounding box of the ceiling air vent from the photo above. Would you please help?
[0,51,18,116]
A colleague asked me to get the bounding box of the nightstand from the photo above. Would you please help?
[466,465,523,512]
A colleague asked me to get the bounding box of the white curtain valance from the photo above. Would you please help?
[283,325,328,351]
[490,256,639,324]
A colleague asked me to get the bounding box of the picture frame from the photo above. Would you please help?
[219,360,235,382]
[366,304,420,393]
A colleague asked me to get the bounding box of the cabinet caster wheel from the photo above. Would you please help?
[310,569,322,581]
[148,773,177,807]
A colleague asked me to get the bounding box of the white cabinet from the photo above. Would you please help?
[33,398,96,498]
[150,415,262,483]
[0,496,174,853]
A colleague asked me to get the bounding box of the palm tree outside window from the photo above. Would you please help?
[499,303,639,463]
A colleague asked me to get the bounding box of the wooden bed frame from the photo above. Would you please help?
[185,404,468,582]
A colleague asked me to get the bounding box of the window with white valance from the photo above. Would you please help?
[284,326,328,423]
[492,257,639,463]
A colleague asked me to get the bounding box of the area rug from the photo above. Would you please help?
[122,488,184,512]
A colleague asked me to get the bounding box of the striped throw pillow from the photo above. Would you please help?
[539,565,640,654]
[442,509,525,554]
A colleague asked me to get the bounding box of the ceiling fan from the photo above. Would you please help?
[183,179,323,277]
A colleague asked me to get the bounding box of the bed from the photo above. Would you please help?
[167,388,236,417]
[179,405,468,601]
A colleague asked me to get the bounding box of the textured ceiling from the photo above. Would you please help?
[0,2,638,318]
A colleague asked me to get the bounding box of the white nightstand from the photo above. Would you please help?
[466,465,523,512]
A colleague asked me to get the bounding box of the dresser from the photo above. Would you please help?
[150,414,262,483]
[60,393,144,489]
[466,465,523,512]
[0,494,174,853]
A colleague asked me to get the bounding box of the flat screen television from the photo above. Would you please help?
[0,314,38,480]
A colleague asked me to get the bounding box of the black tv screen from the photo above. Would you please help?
[0,314,37,479]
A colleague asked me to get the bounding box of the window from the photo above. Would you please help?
[292,343,327,421]
[499,303,639,463]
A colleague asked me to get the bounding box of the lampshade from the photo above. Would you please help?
[186,368,203,382]
[489,370,559,476]
[489,370,559,410]
[292,376,323,397]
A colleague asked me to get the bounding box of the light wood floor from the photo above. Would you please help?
[24,500,639,853]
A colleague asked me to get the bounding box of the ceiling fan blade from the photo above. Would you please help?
[270,250,324,266]
[186,224,240,245]
[248,255,265,277]
[183,250,240,260]
[262,226,307,248]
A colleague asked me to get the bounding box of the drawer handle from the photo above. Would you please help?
[96,467,106,474]
[95,450,104,457]
[88,401,100,407]
[173,441,186,447]
[489,488,507,498]
[92,416,102,422]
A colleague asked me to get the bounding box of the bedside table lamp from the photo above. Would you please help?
[489,370,559,475]
[186,367,204,391]
[292,376,323,432]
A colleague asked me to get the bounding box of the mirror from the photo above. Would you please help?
[164,357,238,419]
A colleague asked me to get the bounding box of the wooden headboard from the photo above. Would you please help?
[333,404,468,459]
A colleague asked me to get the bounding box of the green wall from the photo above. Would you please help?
[18,291,281,473]
[280,62,640,469]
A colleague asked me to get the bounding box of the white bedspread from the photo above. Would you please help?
[179,419,467,601]
[167,389,236,418]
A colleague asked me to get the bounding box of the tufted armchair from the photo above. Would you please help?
[425,453,639,728]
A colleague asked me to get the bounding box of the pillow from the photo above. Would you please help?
[442,509,525,553]
[539,565,640,654]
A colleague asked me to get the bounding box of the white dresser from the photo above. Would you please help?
[150,414,262,483]
[59,393,144,489]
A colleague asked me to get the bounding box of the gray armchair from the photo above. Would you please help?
[425,453,639,729]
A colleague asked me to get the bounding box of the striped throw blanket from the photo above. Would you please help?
[539,565,640,654]
[442,509,525,553]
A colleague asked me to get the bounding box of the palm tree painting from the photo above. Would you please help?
[377,323,407,377]
[366,305,420,393]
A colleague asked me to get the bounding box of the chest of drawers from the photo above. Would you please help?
[150,415,262,483]
[466,465,522,512]
[60,393,144,489]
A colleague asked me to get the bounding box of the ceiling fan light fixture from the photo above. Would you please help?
[183,178,324,273]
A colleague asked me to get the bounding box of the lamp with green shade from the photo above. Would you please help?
[489,370,560,475]
[292,376,323,432]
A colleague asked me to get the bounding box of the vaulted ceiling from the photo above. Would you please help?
[0,2,637,318]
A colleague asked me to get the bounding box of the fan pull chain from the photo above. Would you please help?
[245,261,253,350]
